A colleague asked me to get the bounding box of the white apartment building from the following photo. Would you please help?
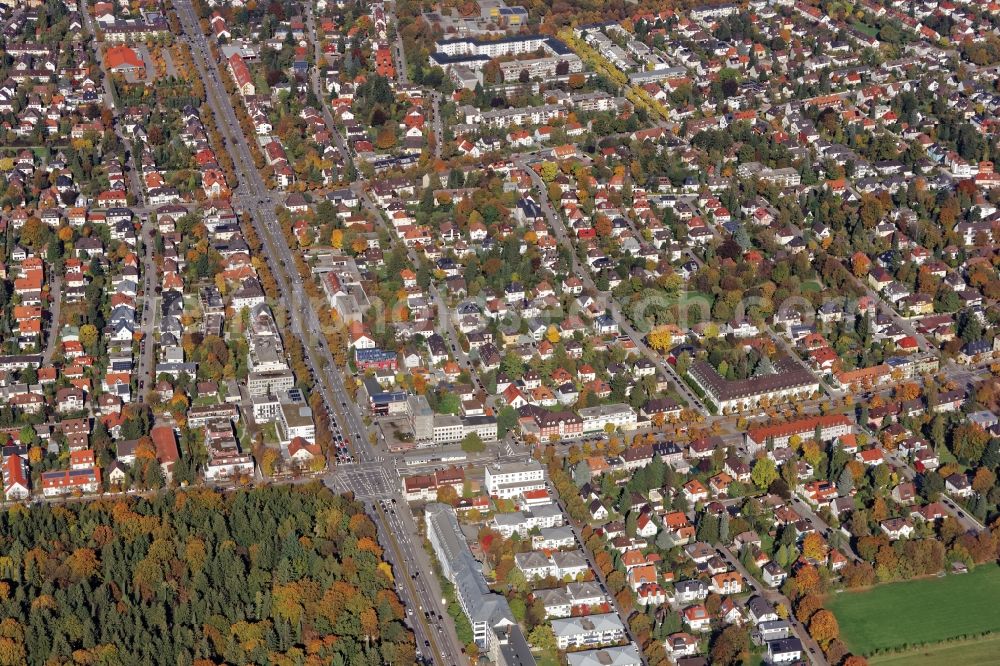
[485,460,546,499]
[578,403,638,433]
[551,613,626,649]
[277,400,316,445]
[492,504,564,538]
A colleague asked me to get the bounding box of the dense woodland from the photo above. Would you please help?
[0,486,414,665]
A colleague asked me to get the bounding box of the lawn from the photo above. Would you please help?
[870,633,1000,666]
[801,279,823,293]
[827,565,1000,656]
[851,20,879,37]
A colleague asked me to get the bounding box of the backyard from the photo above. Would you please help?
[827,564,1000,656]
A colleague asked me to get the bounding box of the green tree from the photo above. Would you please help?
[461,432,485,453]
[436,392,461,415]
[497,406,519,438]
[528,624,557,656]
[751,457,778,489]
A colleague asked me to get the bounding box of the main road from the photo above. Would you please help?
[172,3,465,663]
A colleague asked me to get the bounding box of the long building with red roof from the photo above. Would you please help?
[745,414,853,452]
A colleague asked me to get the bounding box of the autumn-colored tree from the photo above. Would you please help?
[851,252,871,278]
[973,467,996,494]
[594,215,612,237]
[795,594,823,623]
[436,485,459,506]
[19,217,49,249]
[75,324,96,352]
[271,583,305,626]
[801,532,826,562]
[647,326,675,352]
[791,564,824,599]
[357,536,383,559]
[842,656,869,666]
[260,448,280,476]
[710,624,750,666]
[808,609,840,647]
[594,550,614,577]
[374,127,397,150]
[348,512,377,540]
[615,588,633,613]
[183,538,207,574]
[65,548,100,581]
[895,382,921,401]
[0,634,26,666]
[801,440,822,468]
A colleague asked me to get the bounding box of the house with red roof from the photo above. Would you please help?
[150,425,180,482]
[105,45,145,76]
[288,436,322,463]
[41,467,100,497]
[227,53,255,96]
[4,455,29,501]
[856,448,884,465]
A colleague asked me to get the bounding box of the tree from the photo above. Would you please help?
[18,217,50,249]
[837,466,854,494]
[437,392,461,414]
[331,229,344,249]
[795,594,823,624]
[0,486,415,663]
[539,161,558,182]
[528,624,556,655]
[710,624,749,666]
[791,564,824,599]
[18,426,37,448]
[647,326,676,352]
[972,467,996,495]
[697,514,720,544]
[808,609,840,647]
[436,485,459,505]
[951,424,989,464]
[260,448,280,475]
[497,406,519,439]
[801,532,826,561]
[751,457,778,489]
[374,127,397,150]
[461,432,485,453]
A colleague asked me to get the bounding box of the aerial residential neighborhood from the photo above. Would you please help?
[0,0,999,663]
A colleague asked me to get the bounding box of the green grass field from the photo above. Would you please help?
[870,633,1000,665]
[851,20,879,37]
[801,280,823,293]
[828,565,1000,656]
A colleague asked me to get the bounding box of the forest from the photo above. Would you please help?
[0,485,414,665]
